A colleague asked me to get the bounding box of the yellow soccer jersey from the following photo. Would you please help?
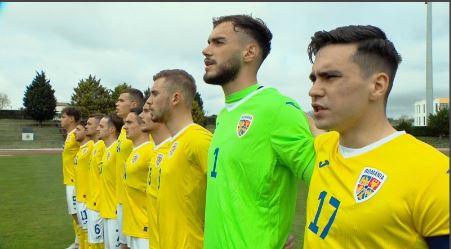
[304,131,449,249]
[146,137,172,249]
[157,124,212,249]
[99,141,118,219]
[62,129,80,185]
[87,140,106,211]
[116,127,133,205]
[74,140,94,202]
[123,141,154,238]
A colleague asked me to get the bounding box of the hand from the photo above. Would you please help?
[284,234,295,249]
[306,114,326,137]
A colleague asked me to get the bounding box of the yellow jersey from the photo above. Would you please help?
[87,140,106,211]
[146,137,173,249]
[304,131,449,249]
[157,124,212,249]
[99,141,118,219]
[116,127,133,205]
[62,129,80,185]
[123,141,154,238]
[74,140,94,203]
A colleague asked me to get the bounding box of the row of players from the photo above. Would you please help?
[61,14,449,249]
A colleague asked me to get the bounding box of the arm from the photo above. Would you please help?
[270,100,315,183]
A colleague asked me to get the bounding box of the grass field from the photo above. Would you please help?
[0,154,74,249]
[0,153,310,248]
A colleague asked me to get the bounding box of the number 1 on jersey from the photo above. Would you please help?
[308,191,340,239]
[210,147,219,178]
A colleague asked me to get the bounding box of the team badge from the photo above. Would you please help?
[354,167,387,203]
[168,142,178,158]
[132,154,139,163]
[82,147,87,154]
[155,153,164,168]
[236,114,253,138]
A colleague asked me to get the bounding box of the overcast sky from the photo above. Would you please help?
[0,2,449,118]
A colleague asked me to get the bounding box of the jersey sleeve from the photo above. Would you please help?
[413,164,450,237]
[270,99,315,183]
[186,128,212,174]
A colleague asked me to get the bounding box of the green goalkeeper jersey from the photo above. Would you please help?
[204,84,315,248]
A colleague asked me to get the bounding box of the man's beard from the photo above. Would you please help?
[203,56,241,86]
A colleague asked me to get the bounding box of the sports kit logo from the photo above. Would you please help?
[236,114,253,138]
[106,151,111,161]
[354,167,387,203]
[319,160,329,168]
[131,154,139,163]
[156,153,164,168]
[168,142,178,158]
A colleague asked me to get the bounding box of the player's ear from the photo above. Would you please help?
[369,72,389,102]
[243,43,259,63]
[171,91,182,106]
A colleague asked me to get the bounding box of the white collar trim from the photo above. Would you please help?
[339,131,406,159]
[225,86,272,112]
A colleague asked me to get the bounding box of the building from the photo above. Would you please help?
[53,102,70,120]
[414,97,449,126]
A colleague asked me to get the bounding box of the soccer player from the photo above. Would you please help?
[85,114,106,249]
[149,69,212,249]
[140,96,172,249]
[60,106,82,249]
[303,25,449,248]
[98,114,124,249]
[115,88,144,249]
[201,15,315,248]
[74,119,94,249]
[122,107,153,249]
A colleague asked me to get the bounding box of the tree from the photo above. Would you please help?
[192,92,206,127]
[428,108,449,137]
[143,87,150,100]
[71,75,114,117]
[111,82,132,103]
[0,93,11,109]
[22,71,57,125]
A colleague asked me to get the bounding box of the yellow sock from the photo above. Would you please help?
[77,226,86,249]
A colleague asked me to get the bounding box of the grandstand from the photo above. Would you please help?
[0,119,64,149]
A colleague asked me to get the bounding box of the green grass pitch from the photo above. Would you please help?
[0,153,309,248]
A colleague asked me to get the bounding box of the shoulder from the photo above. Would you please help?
[314,131,339,149]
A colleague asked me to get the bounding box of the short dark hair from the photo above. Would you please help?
[62,106,81,123]
[78,119,87,127]
[129,107,144,124]
[307,25,402,104]
[105,113,123,138]
[153,69,196,108]
[126,88,144,107]
[88,113,104,122]
[213,14,272,64]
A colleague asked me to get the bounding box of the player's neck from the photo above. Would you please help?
[339,115,396,148]
[166,110,193,136]
[65,124,77,133]
[80,137,90,146]
[103,135,116,148]
[150,126,171,145]
[222,72,258,97]
[132,134,149,148]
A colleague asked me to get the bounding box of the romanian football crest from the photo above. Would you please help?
[132,154,139,163]
[236,114,253,138]
[354,167,387,203]
[168,142,178,158]
[155,153,164,168]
